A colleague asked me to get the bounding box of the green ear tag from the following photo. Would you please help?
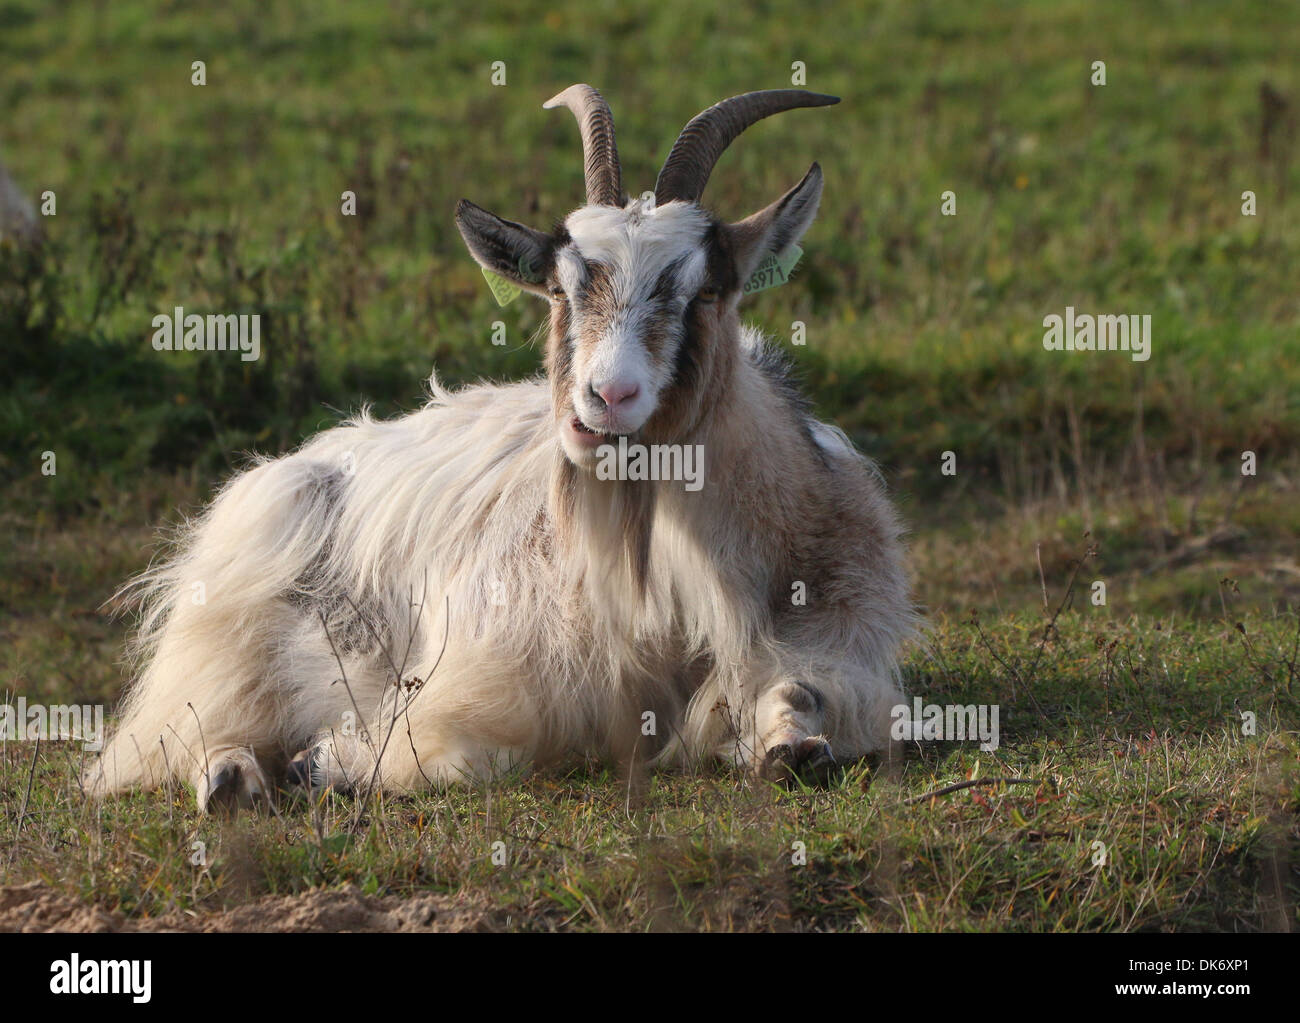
[481,267,522,306]
[742,244,803,296]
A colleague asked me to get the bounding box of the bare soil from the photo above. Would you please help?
[0,882,500,933]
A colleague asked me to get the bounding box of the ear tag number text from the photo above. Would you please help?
[742,245,803,295]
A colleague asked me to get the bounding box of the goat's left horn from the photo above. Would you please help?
[544,84,623,207]
[654,90,840,206]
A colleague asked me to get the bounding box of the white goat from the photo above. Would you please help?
[88,85,915,811]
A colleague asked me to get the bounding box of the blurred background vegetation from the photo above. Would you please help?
[1,0,1298,707]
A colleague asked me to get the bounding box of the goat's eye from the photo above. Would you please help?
[549,285,565,300]
[696,286,719,304]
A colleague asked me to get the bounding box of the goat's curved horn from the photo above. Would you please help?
[543,84,623,206]
[654,90,840,206]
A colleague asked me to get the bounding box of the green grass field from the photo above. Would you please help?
[1,0,1298,931]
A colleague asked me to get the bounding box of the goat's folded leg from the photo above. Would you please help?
[298,728,371,794]
[754,679,836,783]
[292,647,544,793]
[301,711,535,794]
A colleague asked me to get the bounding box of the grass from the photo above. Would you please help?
[3,0,1298,504]
[4,606,1297,931]
[1,0,1298,930]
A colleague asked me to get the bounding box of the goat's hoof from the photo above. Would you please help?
[286,748,314,788]
[197,748,274,814]
[759,735,836,786]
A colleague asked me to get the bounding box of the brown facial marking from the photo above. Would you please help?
[568,261,617,368]
[638,258,688,366]
[705,221,742,296]
[546,297,574,412]
[630,221,741,443]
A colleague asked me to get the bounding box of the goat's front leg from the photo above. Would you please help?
[293,648,543,794]
[753,679,836,783]
[301,722,530,793]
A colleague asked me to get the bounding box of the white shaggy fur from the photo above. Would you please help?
[90,332,913,805]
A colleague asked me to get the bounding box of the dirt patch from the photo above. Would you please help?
[0,882,500,933]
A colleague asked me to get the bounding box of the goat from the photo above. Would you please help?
[87,85,915,811]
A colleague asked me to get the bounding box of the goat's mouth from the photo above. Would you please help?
[564,414,631,452]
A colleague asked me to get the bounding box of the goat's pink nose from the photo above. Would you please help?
[595,381,640,410]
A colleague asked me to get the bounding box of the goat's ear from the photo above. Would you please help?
[455,199,555,296]
[723,163,824,288]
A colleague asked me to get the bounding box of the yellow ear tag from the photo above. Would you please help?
[742,245,803,295]
[481,268,522,306]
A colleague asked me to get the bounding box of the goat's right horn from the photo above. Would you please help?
[654,90,840,206]
[544,84,623,207]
